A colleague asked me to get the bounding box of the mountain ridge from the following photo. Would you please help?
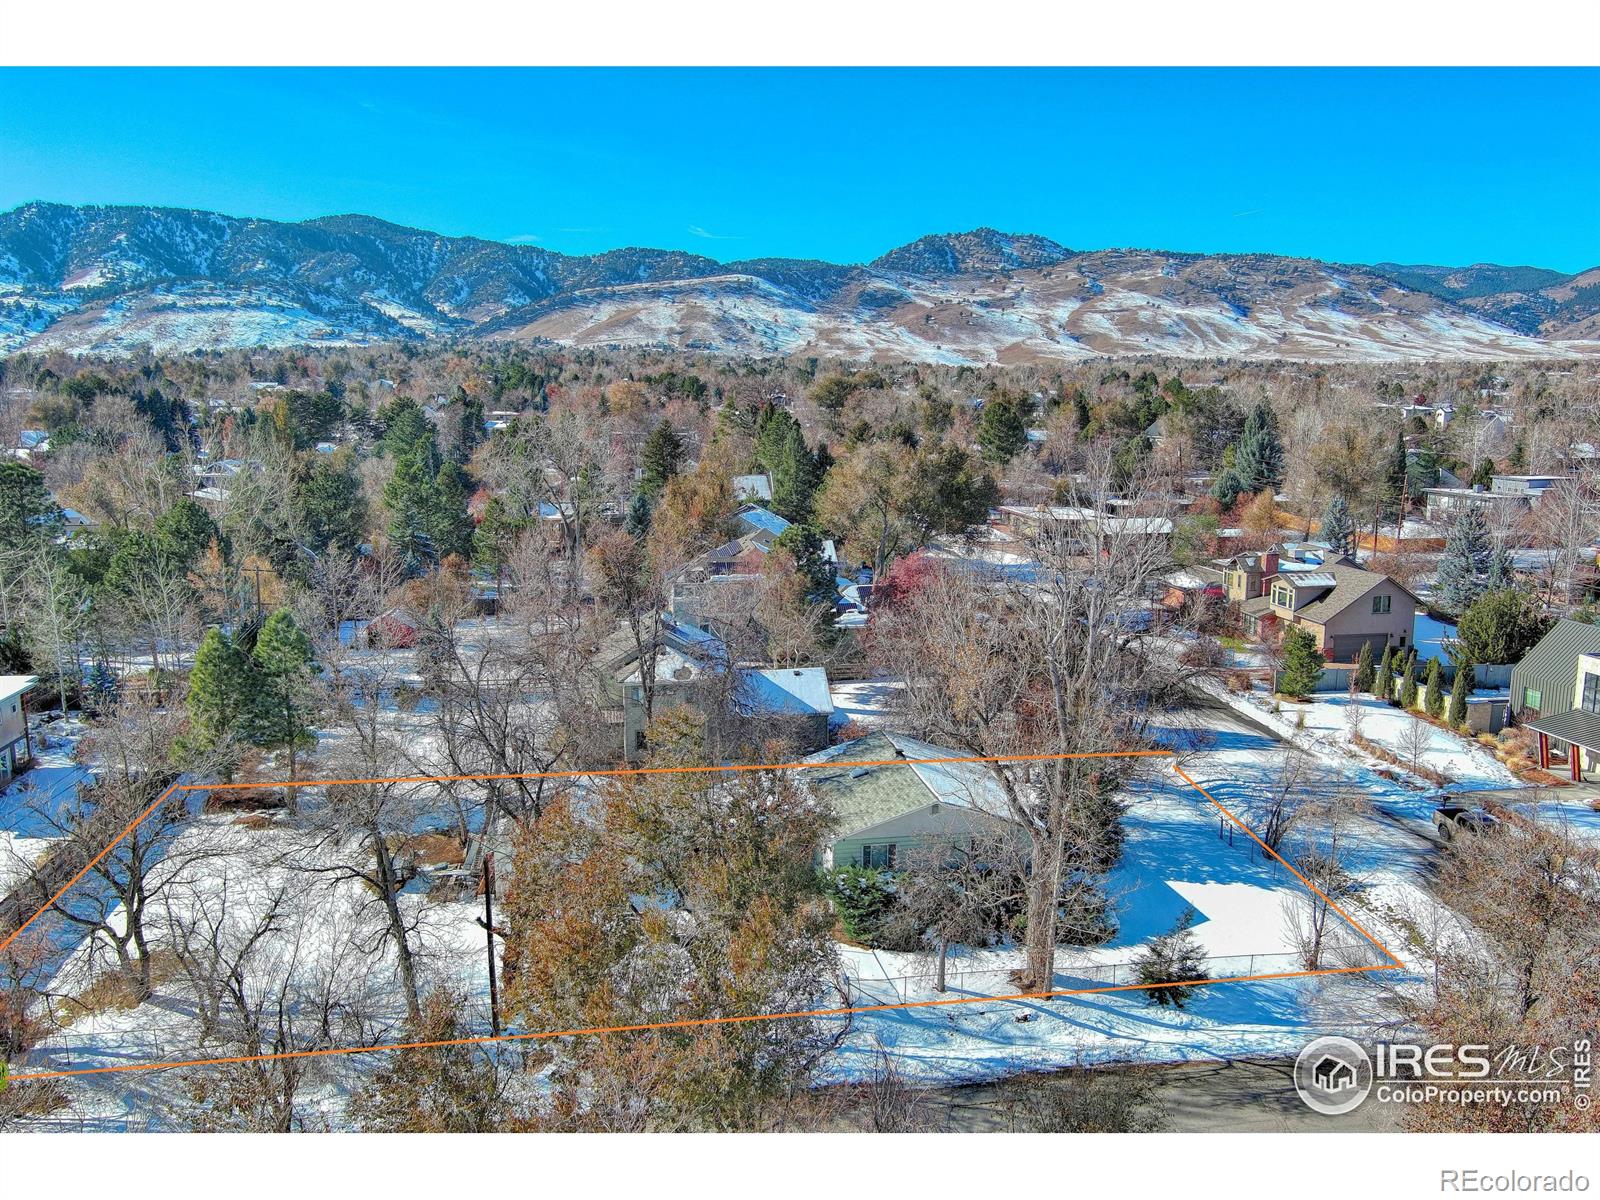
[2,202,1596,362]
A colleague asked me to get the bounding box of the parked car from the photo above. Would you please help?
[1433,803,1500,840]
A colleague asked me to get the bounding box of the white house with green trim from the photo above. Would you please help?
[802,731,1020,870]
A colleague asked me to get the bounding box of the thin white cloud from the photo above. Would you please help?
[506,233,542,244]
[1232,208,1265,219]
[688,225,741,241]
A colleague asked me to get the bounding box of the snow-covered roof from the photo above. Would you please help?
[742,667,834,717]
[0,675,39,703]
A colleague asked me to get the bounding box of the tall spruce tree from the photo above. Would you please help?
[1318,493,1356,556]
[1233,401,1283,493]
[977,396,1028,465]
[182,628,257,780]
[640,421,685,498]
[1435,506,1494,615]
[248,609,319,809]
[1382,428,1409,519]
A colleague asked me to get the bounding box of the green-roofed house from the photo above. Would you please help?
[801,731,1022,870]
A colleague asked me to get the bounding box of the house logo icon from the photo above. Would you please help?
[1294,1036,1373,1115]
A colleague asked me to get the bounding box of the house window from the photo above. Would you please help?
[1583,673,1600,715]
[1272,585,1292,608]
[1372,594,1391,614]
[861,844,896,870]
[1523,688,1542,711]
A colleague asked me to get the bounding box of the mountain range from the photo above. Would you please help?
[1,202,1596,363]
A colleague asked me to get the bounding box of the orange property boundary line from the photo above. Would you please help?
[3,751,1405,1084]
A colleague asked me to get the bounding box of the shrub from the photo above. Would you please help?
[819,865,897,944]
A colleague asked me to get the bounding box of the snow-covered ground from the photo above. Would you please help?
[22,816,490,1131]
[1204,681,1517,812]
[820,708,1430,1084]
[829,677,905,729]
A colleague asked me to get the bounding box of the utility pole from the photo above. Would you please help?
[476,851,502,1036]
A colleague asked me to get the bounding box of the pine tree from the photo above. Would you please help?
[248,609,319,809]
[1134,908,1210,1009]
[640,421,685,498]
[1374,645,1394,700]
[1382,428,1409,519]
[623,492,653,540]
[977,396,1028,464]
[1233,401,1283,493]
[1318,493,1356,556]
[1278,627,1325,698]
[1400,658,1419,710]
[1454,587,1550,666]
[1353,641,1375,693]
[1485,542,1515,590]
[1448,661,1474,728]
[1423,657,1444,718]
[1435,506,1494,615]
[769,422,819,522]
[182,628,257,779]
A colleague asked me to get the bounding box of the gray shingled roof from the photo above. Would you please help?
[801,731,1013,841]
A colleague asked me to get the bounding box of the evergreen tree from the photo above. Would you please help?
[1232,401,1283,492]
[1318,493,1356,556]
[1134,907,1210,1009]
[426,462,474,560]
[1485,542,1515,590]
[1435,506,1494,615]
[640,421,685,498]
[1381,428,1409,518]
[181,628,257,779]
[622,492,653,540]
[1278,627,1325,698]
[384,451,437,571]
[298,458,368,556]
[1353,640,1375,693]
[977,396,1028,465]
[1374,645,1394,700]
[1448,662,1474,728]
[248,609,319,809]
[1423,657,1444,718]
[1400,658,1419,710]
[768,421,820,522]
[1454,587,1551,666]
[1208,467,1245,510]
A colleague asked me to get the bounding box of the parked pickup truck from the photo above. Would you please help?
[1433,803,1500,840]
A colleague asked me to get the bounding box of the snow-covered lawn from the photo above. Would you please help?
[821,712,1422,1084]
[24,817,489,1131]
[1205,682,1516,809]
[1,714,89,841]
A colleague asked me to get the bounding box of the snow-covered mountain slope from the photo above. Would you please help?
[2,204,1595,362]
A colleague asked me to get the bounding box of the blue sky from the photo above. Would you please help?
[1,68,1595,270]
